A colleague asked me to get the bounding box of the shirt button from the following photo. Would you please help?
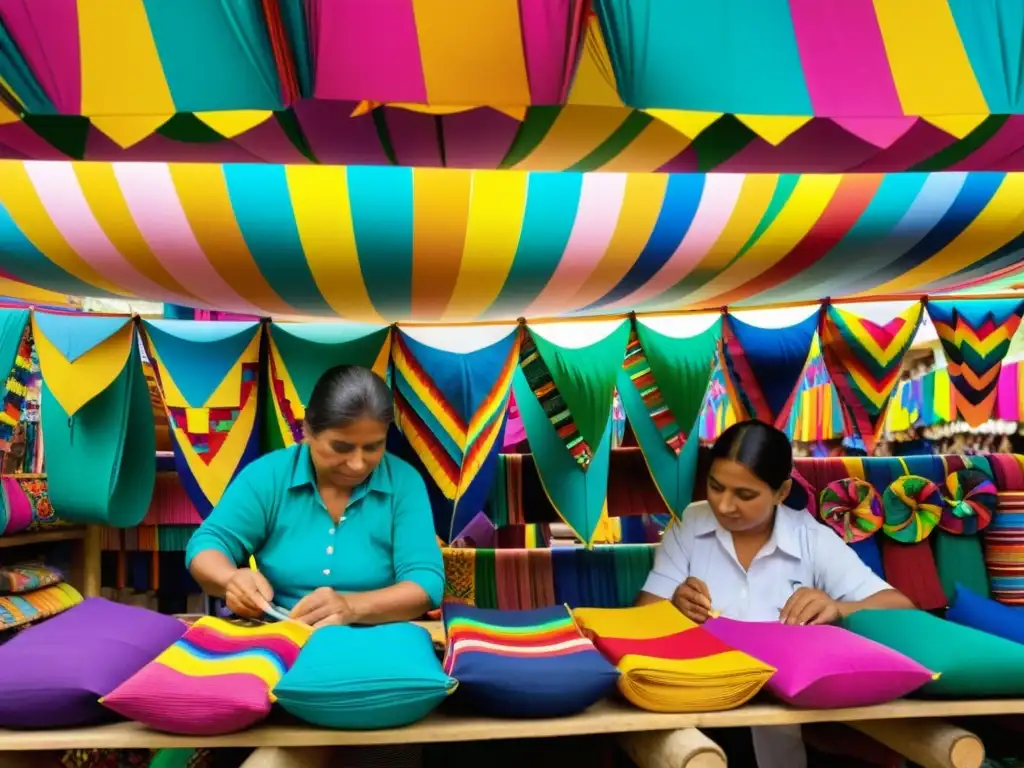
[323,568,331,576]
[326,546,334,555]
[328,528,335,535]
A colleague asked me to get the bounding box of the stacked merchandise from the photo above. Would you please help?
[0,563,83,643]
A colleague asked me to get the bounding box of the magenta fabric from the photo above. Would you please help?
[2,476,34,535]
[704,617,934,708]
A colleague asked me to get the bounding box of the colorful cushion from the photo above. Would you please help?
[941,470,996,534]
[947,583,1024,646]
[819,478,883,543]
[102,617,311,735]
[843,609,1024,697]
[274,623,456,729]
[882,476,943,543]
[703,617,935,708]
[574,602,774,713]
[0,581,81,629]
[442,604,618,718]
[0,598,186,727]
[987,491,1024,605]
[0,563,63,595]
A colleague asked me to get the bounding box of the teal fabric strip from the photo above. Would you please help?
[0,21,54,113]
[947,0,1021,112]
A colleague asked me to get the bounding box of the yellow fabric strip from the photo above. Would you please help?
[284,166,381,324]
[444,170,527,321]
[567,18,623,107]
[0,99,20,125]
[73,163,197,301]
[514,107,633,171]
[411,168,472,320]
[168,164,293,316]
[571,174,669,308]
[874,0,987,116]
[871,173,1024,294]
[736,115,812,145]
[645,110,722,141]
[0,162,126,295]
[922,114,988,139]
[195,110,273,138]
[0,277,71,306]
[573,600,694,639]
[598,117,691,172]
[687,174,842,306]
[204,329,261,408]
[90,115,170,148]
[77,0,174,116]
[412,0,530,106]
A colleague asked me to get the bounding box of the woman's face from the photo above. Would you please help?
[304,417,389,489]
[706,458,791,533]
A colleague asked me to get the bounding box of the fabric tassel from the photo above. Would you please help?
[880,537,947,610]
[933,530,989,603]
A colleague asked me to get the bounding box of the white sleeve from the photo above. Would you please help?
[811,524,892,602]
[642,518,691,599]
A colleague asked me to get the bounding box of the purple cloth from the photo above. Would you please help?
[704,617,934,708]
[452,511,497,549]
[0,598,186,727]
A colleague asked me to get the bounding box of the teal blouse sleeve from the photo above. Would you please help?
[185,462,271,569]
[390,463,446,608]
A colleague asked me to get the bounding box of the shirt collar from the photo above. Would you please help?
[288,444,393,497]
[694,503,801,559]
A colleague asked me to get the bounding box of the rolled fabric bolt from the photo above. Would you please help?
[619,728,727,768]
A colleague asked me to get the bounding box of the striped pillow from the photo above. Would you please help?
[442,604,618,718]
[102,617,312,735]
[0,582,81,628]
[987,492,1024,605]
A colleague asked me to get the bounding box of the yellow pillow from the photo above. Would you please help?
[574,600,693,639]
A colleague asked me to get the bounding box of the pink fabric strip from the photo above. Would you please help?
[23,162,179,301]
[519,0,577,103]
[112,163,261,313]
[442,109,520,169]
[787,0,901,118]
[292,100,392,166]
[996,363,1021,421]
[523,172,627,317]
[230,119,311,165]
[310,0,427,102]
[2,477,32,535]
[0,124,69,160]
[0,0,80,113]
[385,108,444,167]
[609,173,743,311]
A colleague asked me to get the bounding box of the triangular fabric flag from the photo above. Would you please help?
[194,110,273,138]
[735,114,811,145]
[90,114,172,148]
[392,328,520,541]
[33,313,130,363]
[267,322,391,449]
[719,310,820,429]
[520,321,630,470]
[926,298,1024,428]
[922,114,988,139]
[644,109,722,139]
[820,303,924,452]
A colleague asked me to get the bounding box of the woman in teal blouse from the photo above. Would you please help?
[186,365,445,627]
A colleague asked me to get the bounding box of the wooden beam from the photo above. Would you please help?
[850,719,984,768]
[618,729,726,768]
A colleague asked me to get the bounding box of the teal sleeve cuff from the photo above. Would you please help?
[404,568,445,609]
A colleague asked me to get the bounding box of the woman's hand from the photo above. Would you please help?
[225,569,274,619]
[780,587,840,626]
[672,577,714,624]
[291,587,358,628]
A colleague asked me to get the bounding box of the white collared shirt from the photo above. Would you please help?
[642,501,891,619]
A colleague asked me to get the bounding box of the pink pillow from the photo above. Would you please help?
[704,617,934,708]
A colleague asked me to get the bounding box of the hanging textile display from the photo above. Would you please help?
[934,462,995,603]
[618,317,719,520]
[926,298,1024,428]
[34,313,155,527]
[391,328,520,542]
[513,321,631,545]
[266,322,391,450]
[718,310,820,429]
[819,303,923,453]
[0,309,30,451]
[142,321,263,518]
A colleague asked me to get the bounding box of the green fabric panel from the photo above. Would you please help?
[636,317,721,433]
[157,113,224,143]
[262,379,286,453]
[271,323,389,406]
[371,109,398,165]
[44,342,155,527]
[488,454,510,527]
[23,115,89,159]
[499,107,562,168]
[934,530,990,602]
[149,750,199,768]
[474,549,498,609]
[513,366,612,546]
[569,111,652,172]
[614,544,656,607]
[843,609,1024,697]
[0,309,28,379]
[912,115,1007,172]
[529,321,629,452]
[275,109,318,163]
[617,370,701,519]
[691,114,755,171]
[278,0,313,97]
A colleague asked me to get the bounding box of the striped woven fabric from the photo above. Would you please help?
[102,617,313,735]
[622,329,683,454]
[987,492,1024,605]
[0,563,63,595]
[0,582,81,628]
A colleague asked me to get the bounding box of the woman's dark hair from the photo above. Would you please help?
[709,419,793,490]
[304,365,393,434]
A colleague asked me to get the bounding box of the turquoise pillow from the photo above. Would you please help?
[273,623,456,729]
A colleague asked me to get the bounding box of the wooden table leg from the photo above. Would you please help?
[239,747,334,768]
[618,729,727,768]
[82,525,102,598]
[850,718,984,768]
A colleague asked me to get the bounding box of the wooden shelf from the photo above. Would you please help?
[0,699,1022,751]
[0,527,85,550]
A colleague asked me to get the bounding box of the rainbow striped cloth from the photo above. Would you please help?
[102,617,312,735]
[443,604,618,718]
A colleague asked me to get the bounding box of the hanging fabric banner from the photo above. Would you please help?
[926,298,1024,428]
[514,321,630,545]
[266,322,391,450]
[0,309,30,451]
[391,328,520,541]
[719,310,820,429]
[141,320,263,518]
[618,316,720,519]
[820,303,923,453]
[34,313,155,527]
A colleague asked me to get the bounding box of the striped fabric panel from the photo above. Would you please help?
[0,582,81,628]
[519,333,592,468]
[986,492,1024,605]
[622,328,684,454]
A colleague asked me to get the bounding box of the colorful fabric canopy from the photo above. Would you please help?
[1,161,1022,322]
